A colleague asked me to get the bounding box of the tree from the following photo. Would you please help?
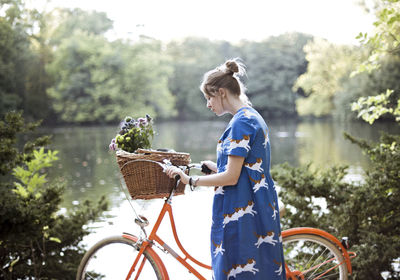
[293,38,366,117]
[0,112,107,278]
[0,1,55,122]
[166,37,233,120]
[334,53,400,122]
[0,1,31,117]
[240,32,312,118]
[166,33,312,120]
[47,9,175,123]
[48,8,113,46]
[351,0,400,123]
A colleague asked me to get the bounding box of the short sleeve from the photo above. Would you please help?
[226,117,255,158]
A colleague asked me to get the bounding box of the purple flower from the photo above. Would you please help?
[109,143,116,151]
[109,139,117,150]
[138,118,148,126]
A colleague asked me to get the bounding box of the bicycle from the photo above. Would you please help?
[76,160,356,280]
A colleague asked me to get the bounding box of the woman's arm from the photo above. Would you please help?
[165,155,244,187]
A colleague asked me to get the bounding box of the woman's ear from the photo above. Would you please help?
[219,88,226,98]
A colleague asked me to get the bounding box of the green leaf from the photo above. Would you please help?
[49,237,62,243]
[8,257,20,272]
[12,183,29,198]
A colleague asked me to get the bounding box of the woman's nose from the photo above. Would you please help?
[207,101,211,108]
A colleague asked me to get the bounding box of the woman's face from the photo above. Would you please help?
[204,93,225,116]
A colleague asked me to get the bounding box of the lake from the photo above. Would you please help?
[42,118,397,279]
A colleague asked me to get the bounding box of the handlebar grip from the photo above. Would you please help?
[174,174,181,181]
[201,164,213,175]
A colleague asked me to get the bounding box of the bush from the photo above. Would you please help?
[272,132,400,279]
[0,111,108,279]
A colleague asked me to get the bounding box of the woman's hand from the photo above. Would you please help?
[164,166,190,185]
[201,160,217,174]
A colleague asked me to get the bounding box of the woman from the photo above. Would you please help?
[165,58,286,280]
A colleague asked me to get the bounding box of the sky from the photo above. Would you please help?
[29,0,376,45]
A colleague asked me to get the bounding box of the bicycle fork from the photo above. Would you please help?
[124,239,149,280]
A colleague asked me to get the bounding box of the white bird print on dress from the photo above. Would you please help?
[269,202,278,220]
[217,139,223,153]
[274,259,283,276]
[263,128,269,148]
[249,174,268,192]
[212,240,225,257]
[214,186,224,195]
[243,109,258,119]
[223,201,257,227]
[228,135,250,152]
[244,158,264,173]
[254,231,278,248]
[223,259,259,279]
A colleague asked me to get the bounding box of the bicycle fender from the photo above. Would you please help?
[282,227,352,274]
[122,233,170,279]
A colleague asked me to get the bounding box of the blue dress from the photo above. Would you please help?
[211,107,286,280]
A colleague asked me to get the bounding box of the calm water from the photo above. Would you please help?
[42,119,397,279]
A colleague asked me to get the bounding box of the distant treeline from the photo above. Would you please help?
[1,1,399,124]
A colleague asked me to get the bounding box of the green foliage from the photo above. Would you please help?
[333,52,400,122]
[293,38,366,117]
[272,132,400,279]
[166,33,311,120]
[353,0,400,75]
[166,37,232,120]
[0,112,108,279]
[272,163,353,231]
[352,89,400,123]
[1,2,313,123]
[12,147,59,199]
[49,8,113,45]
[351,0,400,124]
[240,33,313,118]
[47,20,175,123]
[0,111,50,175]
[350,54,400,123]
[0,0,54,122]
[0,1,30,116]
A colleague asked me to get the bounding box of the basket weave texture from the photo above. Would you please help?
[116,149,191,199]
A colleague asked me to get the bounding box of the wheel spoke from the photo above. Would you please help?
[283,234,348,280]
[76,236,163,280]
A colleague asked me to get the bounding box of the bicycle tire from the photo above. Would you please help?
[282,234,348,280]
[76,235,163,280]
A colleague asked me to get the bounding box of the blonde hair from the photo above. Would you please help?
[200,58,252,107]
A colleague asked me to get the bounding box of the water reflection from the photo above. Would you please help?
[43,119,399,210]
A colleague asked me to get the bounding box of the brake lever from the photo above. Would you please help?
[189,163,213,175]
[201,164,213,175]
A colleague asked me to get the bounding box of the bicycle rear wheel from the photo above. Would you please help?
[76,235,163,280]
[282,234,348,280]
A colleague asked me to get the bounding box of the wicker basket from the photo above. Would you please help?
[116,149,191,199]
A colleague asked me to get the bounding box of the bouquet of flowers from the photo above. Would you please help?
[109,115,154,153]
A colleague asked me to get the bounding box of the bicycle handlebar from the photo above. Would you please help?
[187,163,213,175]
[172,163,212,186]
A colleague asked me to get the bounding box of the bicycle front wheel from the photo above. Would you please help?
[76,235,163,280]
[282,234,348,280]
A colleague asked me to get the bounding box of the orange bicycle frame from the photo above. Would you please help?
[125,199,212,280]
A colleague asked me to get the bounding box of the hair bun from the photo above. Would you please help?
[225,60,239,75]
